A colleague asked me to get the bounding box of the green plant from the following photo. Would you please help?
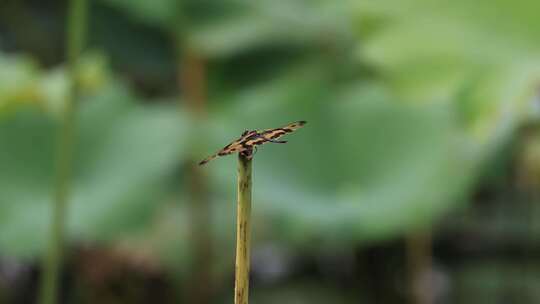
[38,0,88,303]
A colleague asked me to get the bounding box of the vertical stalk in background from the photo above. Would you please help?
[406,231,433,304]
[234,154,253,304]
[515,122,540,302]
[39,0,87,303]
[178,46,213,303]
[179,47,206,114]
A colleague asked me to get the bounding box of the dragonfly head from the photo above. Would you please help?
[241,130,257,136]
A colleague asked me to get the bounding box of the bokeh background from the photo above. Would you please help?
[1,0,540,303]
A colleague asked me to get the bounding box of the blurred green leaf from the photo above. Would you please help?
[100,0,179,27]
[0,83,188,257]
[188,1,354,57]
[0,51,110,117]
[99,0,354,57]
[0,53,41,113]
[355,0,540,154]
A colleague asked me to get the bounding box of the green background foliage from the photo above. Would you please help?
[1,0,539,303]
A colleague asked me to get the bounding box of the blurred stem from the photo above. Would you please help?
[234,154,252,304]
[178,46,213,303]
[406,231,433,304]
[38,0,87,303]
[179,48,206,115]
[516,123,540,302]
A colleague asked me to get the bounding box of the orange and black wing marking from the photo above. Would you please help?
[239,121,307,149]
[198,132,253,165]
[199,121,306,165]
[197,142,244,165]
[257,120,307,144]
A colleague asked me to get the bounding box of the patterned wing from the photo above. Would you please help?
[198,131,256,165]
[259,120,307,142]
[198,141,247,165]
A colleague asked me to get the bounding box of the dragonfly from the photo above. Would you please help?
[199,120,306,165]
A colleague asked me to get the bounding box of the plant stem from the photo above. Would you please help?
[178,46,213,303]
[39,0,87,303]
[234,154,253,304]
[406,230,433,304]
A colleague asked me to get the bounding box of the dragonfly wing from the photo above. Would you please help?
[243,137,267,147]
[198,153,219,166]
[198,141,248,165]
[260,120,307,141]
